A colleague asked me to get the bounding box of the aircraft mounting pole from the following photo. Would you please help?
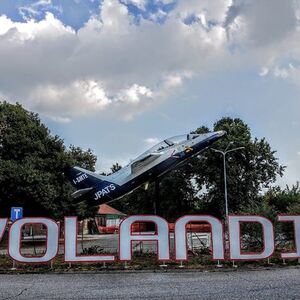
[154,179,160,215]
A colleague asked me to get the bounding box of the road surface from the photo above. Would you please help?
[0,267,299,299]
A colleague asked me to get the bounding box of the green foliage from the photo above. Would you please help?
[82,245,104,255]
[67,146,96,171]
[238,183,300,246]
[264,183,300,214]
[115,117,285,220]
[194,117,285,217]
[0,101,97,219]
[0,103,291,223]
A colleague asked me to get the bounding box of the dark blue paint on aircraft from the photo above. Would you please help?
[65,131,226,207]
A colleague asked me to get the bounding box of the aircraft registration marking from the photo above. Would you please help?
[73,173,88,185]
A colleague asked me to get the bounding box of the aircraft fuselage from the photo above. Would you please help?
[66,131,226,206]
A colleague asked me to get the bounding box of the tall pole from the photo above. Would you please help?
[223,153,228,217]
[211,145,245,218]
[154,179,160,215]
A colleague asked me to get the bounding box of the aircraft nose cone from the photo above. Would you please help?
[215,130,227,137]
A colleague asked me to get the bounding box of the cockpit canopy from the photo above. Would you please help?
[165,134,201,145]
[146,134,203,153]
[133,132,214,162]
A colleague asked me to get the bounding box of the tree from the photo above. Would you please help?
[263,183,300,214]
[67,146,96,171]
[115,117,285,220]
[236,183,300,246]
[0,101,97,219]
[194,117,285,217]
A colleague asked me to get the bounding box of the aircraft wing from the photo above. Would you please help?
[131,152,162,173]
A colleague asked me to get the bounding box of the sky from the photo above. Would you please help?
[0,0,299,187]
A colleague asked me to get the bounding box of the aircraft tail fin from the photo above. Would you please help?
[65,166,108,190]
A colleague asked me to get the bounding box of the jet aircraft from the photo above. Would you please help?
[66,131,226,206]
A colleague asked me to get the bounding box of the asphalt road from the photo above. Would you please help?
[0,267,299,299]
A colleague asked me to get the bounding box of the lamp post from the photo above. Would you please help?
[211,143,245,217]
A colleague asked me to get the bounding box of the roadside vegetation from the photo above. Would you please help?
[0,252,298,274]
[0,101,300,270]
[1,101,299,222]
[0,101,97,220]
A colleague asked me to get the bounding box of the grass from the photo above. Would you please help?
[0,251,299,274]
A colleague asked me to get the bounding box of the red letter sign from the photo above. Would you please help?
[9,218,59,263]
[278,215,300,259]
[174,215,224,260]
[228,215,274,260]
[64,217,115,262]
[0,218,8,243]
[119,215,170,261]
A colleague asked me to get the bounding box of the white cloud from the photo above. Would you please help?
[259,63,300,87]
[225,0,297,46]
[172,0,232,25]
[18,0,63,22]
[122,0,174,11]
[0,0,300,124]
[118,84,153,104]
[0,12,74,40]
[28,80,112,117]
[273,67,290,79]
[144,137,160,146]
[50,116,71,123]
[122,0,147,9]
[0,0,229,121]
[259,67,269,77]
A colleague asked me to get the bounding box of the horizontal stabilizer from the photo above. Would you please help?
[71,187,94,199]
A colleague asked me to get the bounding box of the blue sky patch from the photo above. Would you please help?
[0,0,177,29]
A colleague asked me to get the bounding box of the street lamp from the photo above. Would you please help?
[211,143,245,217]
